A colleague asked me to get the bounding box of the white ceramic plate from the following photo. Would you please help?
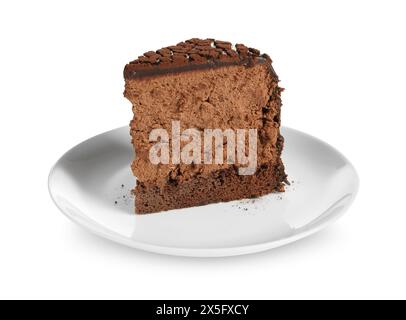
[48,127,359,257]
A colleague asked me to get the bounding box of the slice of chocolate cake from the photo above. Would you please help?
[124,38,286,214]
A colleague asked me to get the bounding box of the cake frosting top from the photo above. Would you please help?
[124,38,278,80]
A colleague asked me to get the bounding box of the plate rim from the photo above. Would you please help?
[48,126,359,258]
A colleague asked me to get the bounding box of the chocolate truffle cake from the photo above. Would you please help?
[124,38,286,214]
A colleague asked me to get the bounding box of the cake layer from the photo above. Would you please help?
[135,159,286,214]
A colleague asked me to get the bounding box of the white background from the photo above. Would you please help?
[1,0,405,299]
